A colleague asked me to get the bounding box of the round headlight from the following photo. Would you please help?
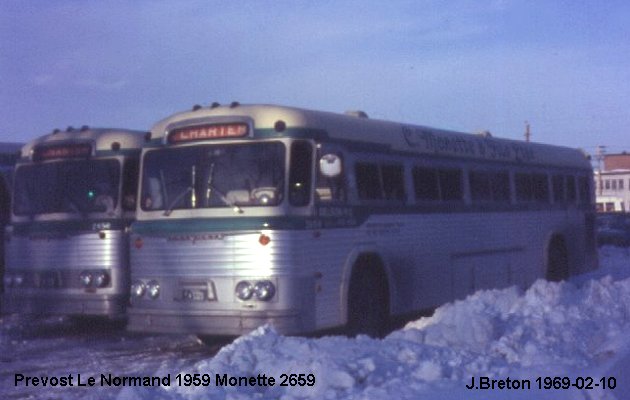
[3,275,13,288]
[94,272,110,288]
[147,280,160,299]
[235,281,254,301]
[131,281,146,298]
[79,271,93,287]
[254,280,276,301]
[13,274,25,287]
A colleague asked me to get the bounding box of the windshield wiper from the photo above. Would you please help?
[163,186,193,216]
[207,183,244,214]
[163,164,244,216]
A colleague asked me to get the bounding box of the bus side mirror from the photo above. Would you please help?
[319,154,342,178]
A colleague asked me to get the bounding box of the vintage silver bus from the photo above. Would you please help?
[127,103,597,338]
[3,127,145,319]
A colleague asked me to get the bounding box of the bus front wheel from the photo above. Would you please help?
[346,259,389,338]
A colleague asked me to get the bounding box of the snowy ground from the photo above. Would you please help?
[2,246,630,400]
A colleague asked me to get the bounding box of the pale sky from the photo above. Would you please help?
[2,0,629,156]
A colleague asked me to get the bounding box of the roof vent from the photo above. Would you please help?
[230,101,240,108]
[476,130,492,138]
[344,110,369,118]
[210,102,221,109]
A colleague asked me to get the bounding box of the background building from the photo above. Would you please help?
[595,152,630,212]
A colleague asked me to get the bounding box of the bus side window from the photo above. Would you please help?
[532,173,549,203]
[412,166,439,201]
[469,171,492,202]
[439,168,463,201]
[469,170,509,203]
[552,174,565,203]
[515,173,532,202]
[491,171,510,202]
[122,158,139,211]
[381,164,405,201]
[289,141,313,206]
[316,154,346,203]
[355,162,382,200]
[566,175,577,203]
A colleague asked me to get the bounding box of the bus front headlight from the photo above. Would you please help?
[79,271,93,287]
[235,281,254,301]
[13,273,25,287]
[254,280,276,301]
[131,281,146,298]
[94,271,110,288]
[147,280,160,299]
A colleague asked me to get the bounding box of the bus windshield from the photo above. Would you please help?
[141,142,285,213]
[13,159,120,216]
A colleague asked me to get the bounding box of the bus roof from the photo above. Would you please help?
[150,103,592,170]
[20,127,146,160]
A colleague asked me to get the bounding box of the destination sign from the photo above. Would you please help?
[33,143,92,161]
[167,123,249,144]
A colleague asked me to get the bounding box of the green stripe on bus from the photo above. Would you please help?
[11,219,131,235]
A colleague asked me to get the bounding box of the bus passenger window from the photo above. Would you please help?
[552,175,565,203]
[381,164,405,201]
[566,175,577,203]
[491,172,510,202]
[412,167,439,201]
[515,173,532,202]
[532,173,549,203]
[355,163,382,200]
[289,141,313,206]
[439,168,463,201]
[469,171,492,202]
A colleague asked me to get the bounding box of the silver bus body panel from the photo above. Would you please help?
[128,208,594,335]
[3,229,129,318]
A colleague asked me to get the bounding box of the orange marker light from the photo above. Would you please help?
[259,234,271,246]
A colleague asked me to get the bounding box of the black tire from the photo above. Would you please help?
[196,335,233,349]
[346,261,389,338]
[546,237,569,282]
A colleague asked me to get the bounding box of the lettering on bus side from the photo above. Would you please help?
[167,233,225,244]
[308,206,357,228]
[402,126,535,163]
[316,206,353,218]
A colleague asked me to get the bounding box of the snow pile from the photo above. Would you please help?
[121,247,630,400]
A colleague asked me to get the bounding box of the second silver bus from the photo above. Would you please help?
[3,127,145,320]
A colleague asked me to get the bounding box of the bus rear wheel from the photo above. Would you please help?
[546,237,569,282]
[196,335,234,349]
[346,260,389,338]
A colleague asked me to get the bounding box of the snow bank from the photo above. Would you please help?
[121,247,630,400]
